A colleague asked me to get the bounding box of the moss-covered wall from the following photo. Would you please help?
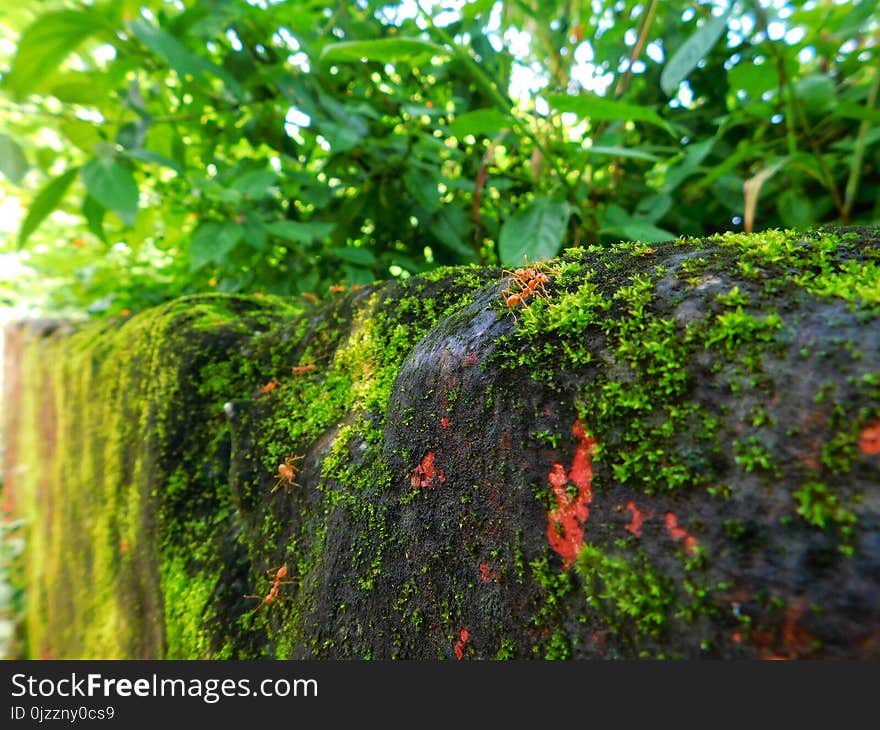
[4,226,880,659]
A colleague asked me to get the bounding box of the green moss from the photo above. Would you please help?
[576,544,675,651]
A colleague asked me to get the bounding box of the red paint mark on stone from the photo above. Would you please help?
[859,421,880,455]
[411,451,438,490]
[462,351,479,366]
[438,467,446,484]
[546,420,597,569]
[624,501,644,536]
[480,562,497,582]
[440,416,450,429]
[665,512,698,554]
[454,628,469,660]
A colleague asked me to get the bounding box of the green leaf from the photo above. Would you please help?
[548,94,673,135]
[81,158,139,226]
[600,222,674,243]
[0,134,28,184]
[584,145,661,161]
[3,10,108,98]
[835,102,880,125]
[231,170,278,198]
[320,39,449,65]
[663,137,715,192]
[242,211,267,251]
[429,207,475,260]
[449,108,512,138]
[793,74,836,111]
[266,220,335,243]
[190,221,243,269]
[59,117,102,154]
[129,19,241,94]
[727,62,776,99]
[404,169,441,212]
[48,72,110,105]
[123,149,184,175]
[661,11,730,97]
[82,195,106,243]
[334,246,377,266]
[18,167,80,247]
[635,193,672,223]
[778,189,815,228]
[499,198,572,266]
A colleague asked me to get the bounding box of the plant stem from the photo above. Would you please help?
[843,65,880,223]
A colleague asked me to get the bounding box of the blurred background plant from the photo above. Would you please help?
[0,0,877,318]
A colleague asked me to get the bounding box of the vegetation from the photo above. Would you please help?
[0,0,878,317]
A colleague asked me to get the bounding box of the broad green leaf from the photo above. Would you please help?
[635,194,672,223]
[123,148,184,175]
[449,109,512,138]
[727,62,776,99]
[661,11,731,97]
[548,94,673,135]
[462,0,496,21]
[778,189,815,228]
[404,169,441,212]
[663,137,715,192]
[320,39,449,65]
[266,220,335,243]
[429,207,475,260]
[584,145,661,161]
[0,134,28,183]
[49,72,111,105]
[18,167,80,247]
[600,222,675,243]
[81,158,139,226]
[835,102,880,125]
[335,246,377,266]
[793,74,835,111]
[231,170,278,198]
[129,19,241,94]
[59,117,102,154]
[82,195,106,243]
[190,221,243,269]
[499,198,571,266]
[3,10,109,98]
[242,211,267,251]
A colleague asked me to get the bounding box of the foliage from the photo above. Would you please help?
[0,0,878,316]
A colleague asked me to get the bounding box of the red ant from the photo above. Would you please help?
[244,564,297,612]
[291,364,317,376]
[272,453,304,493]
[260,379,280,395]
[500,260,550,313]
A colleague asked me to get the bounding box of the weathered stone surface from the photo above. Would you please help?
[4,227,879,659]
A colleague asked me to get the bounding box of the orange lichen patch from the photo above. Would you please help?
[440,416,450,429]
[859,421,880,455]
[665,512,698,554]
[454,628,469,660]
[411,451,442,490]
[546,420,597,569]
[479,562,497,583]
[624,500,644,536]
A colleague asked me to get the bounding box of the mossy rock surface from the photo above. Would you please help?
[5,226,880,659]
